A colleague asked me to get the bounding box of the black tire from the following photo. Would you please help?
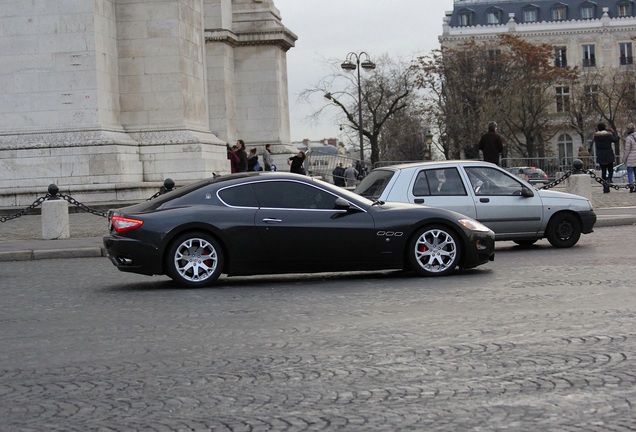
[407,225,461,277]
[166,232,224,287]
[546,213,581,248]
[513,239,538,247]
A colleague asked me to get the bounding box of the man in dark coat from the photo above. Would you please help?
[593,122,619,193]
[332,163,345,186]
[478,121,504,166]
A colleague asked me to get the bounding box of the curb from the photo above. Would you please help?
[0,247,105,262]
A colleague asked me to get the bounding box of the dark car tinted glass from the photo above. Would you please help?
[218,184,259,207]
[251,180,339,209]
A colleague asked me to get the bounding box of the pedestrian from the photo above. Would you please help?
[577,145,591,171]
[236,139,248,172]
[592,122,619,193]
[622,123,636,193]
[227,143,239,173]
[332,162,345,186]
[343,164,359,187]
[263,144,274,171]
[355,161,367,180]
[247,148,261,171]
[287,151,306,175]
[478,121,504,166]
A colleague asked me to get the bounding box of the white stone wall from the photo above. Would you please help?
[0,0,297,205]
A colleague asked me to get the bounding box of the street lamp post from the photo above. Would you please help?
[339,52,376,166]
[424,130,433,160]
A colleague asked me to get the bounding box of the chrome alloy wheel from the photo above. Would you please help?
[413,228,458,274]
[173,237,219,283]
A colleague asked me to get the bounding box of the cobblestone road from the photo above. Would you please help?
[0,225,635,431]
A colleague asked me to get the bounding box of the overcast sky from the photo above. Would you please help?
[274,0,455,142]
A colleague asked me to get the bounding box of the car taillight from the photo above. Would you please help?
[111,215,144,233]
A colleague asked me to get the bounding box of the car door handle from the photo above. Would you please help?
[479,198,490,203]
[414,198,424,204]
[262,218,282,224]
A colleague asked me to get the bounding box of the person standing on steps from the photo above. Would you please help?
[478,121,504,166]
[592,123,619,193]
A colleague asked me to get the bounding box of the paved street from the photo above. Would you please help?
[1,225,634,431]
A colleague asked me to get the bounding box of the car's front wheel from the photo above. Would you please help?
[166,232,224,287]
[546,213,581,248]
[407,225,461,277]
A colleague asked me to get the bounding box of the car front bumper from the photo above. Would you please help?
[463,231,496,269]
[579,210,597,234]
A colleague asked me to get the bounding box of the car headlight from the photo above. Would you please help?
[458,218,491,232]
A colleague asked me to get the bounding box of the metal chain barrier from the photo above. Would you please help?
[146,178,175,201]
[1,179,176,223]
[539,169,635,191]
[539,170,572,189]
[0,194,51,223]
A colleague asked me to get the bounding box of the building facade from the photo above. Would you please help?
[0,0,297,206]
[440,0,636,164]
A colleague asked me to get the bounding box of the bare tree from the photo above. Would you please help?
[416,35,578,159]
[300,54,417,166]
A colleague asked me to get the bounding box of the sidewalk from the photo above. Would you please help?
[0,184,635,262]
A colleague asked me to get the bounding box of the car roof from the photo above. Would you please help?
[374,160,500,171]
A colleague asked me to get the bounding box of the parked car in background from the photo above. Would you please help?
[613,163,627,182]
[354,161,597,248]
[103,172,495,287]
[505,166,551,186]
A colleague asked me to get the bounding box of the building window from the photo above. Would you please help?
[458,11,474,26]
[627,83,636,110]
[584,85,599,110]
[558,134,574,165]
[554,46,568,68]
[523,7,538,22]
[619,42,633,65]
[582,44,596,67]
[556,86,570,112]
[485,7,502,24]
[552,5,568,20]
[618,1,633,17]
[580,3,596,19]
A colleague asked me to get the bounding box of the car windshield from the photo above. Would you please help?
[354,169,394,199]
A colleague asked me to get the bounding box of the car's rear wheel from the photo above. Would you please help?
[408,225,461,277]
[513,239,538,247]
[546,213,581,248]
[166,232,224,287]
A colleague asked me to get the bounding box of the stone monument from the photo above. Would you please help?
[0,0,297,206]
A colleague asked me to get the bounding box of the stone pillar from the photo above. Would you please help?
[41,200,70,240]
[565,174,592,201]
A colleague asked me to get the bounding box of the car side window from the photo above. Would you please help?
[218,184,259,207]
[414,168,466,196]
[251,181,339,210]
[465,167,522,196]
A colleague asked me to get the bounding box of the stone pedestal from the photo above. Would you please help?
[565,173,592,201]
[41,199,70,240]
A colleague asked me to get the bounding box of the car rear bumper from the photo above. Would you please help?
[579,210,597,234]
[103,236,163,276]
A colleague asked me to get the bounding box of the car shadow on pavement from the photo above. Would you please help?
[102,268,492,291]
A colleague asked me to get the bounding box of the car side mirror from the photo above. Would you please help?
[521,186,534,197]
[335,197,352,210]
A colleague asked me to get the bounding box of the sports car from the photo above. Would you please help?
[103,172,495,287]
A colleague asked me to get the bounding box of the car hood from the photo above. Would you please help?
[536,188,593,206]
